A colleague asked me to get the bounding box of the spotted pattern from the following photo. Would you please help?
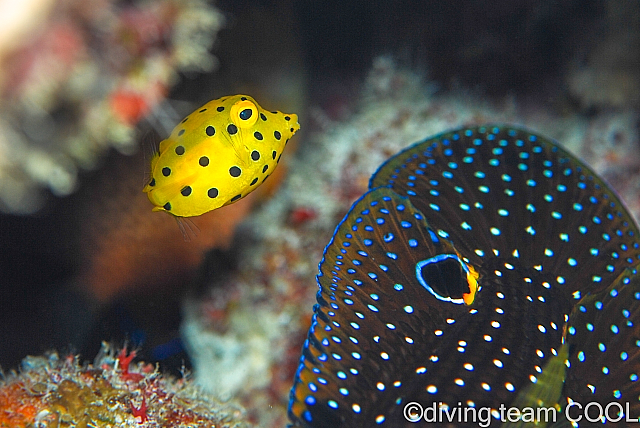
[564,266,640,419]
[288,125,640,427]
[143,94,300,217]
[371,126,640,299]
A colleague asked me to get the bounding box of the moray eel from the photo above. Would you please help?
[289,125,640,427]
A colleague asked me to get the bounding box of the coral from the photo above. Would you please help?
[0,0,224,214]
[0,343,251,428]
[181,57,640,427]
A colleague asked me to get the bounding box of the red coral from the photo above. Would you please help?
[117,348,144,382]
[131,396,148,423]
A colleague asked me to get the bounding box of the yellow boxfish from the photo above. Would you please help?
[143,94,299,217]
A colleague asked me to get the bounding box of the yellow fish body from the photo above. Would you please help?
[143,95,300,217]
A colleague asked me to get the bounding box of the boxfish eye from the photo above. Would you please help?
[240,109,252,120]
[230,98,258,128]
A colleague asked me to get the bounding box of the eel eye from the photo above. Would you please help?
[231,98,258,128]
[415,254,480,305]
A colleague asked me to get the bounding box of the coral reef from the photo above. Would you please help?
[181,57,640,426]
[0,0,223,214]
[0,343,250,427]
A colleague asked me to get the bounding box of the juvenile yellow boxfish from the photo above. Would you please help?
[288,125,640,427]
[143,95,299,217]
